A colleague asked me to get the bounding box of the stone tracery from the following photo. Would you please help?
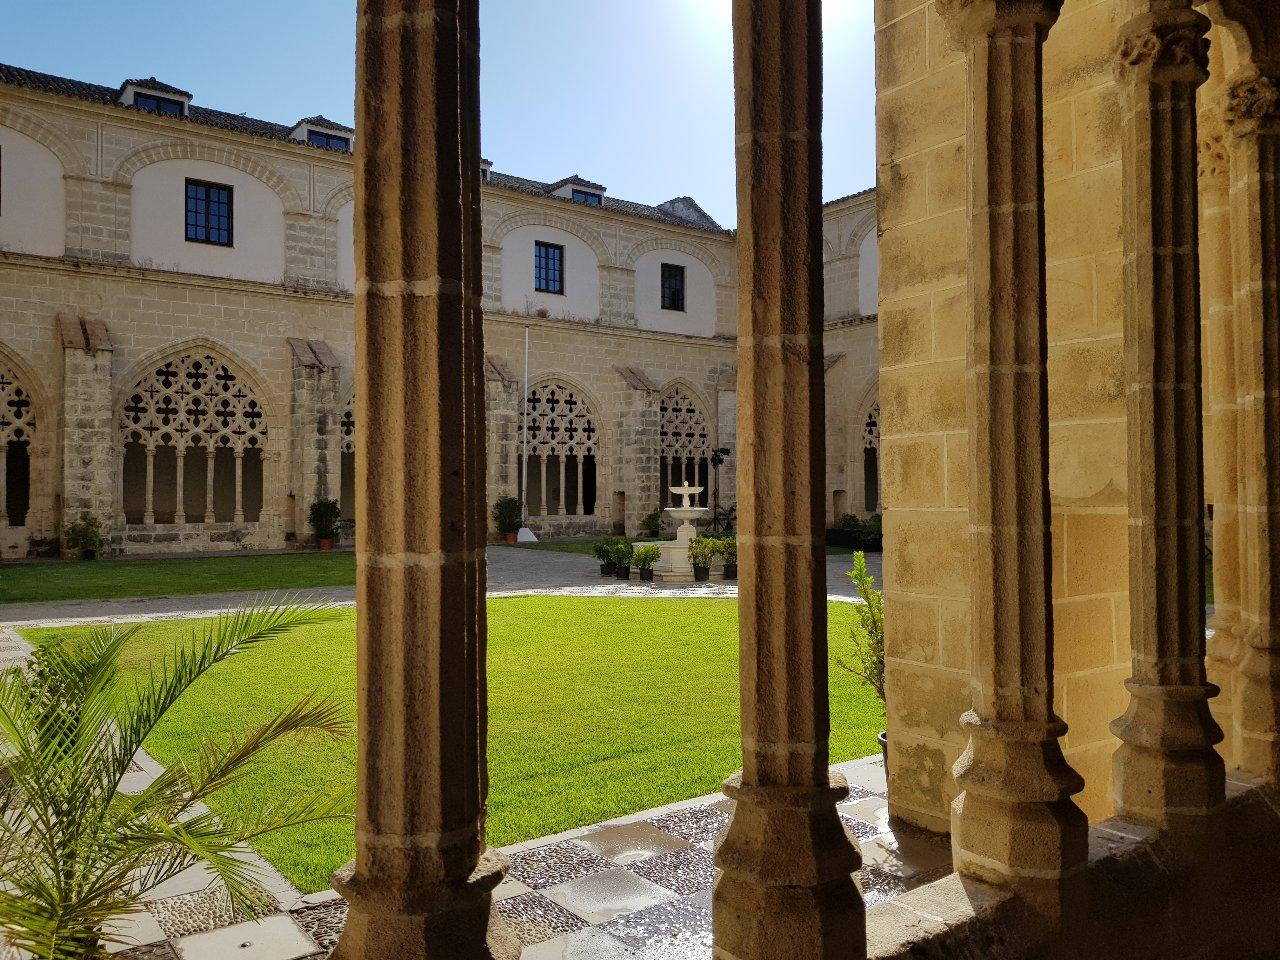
[0,365,36,526]
[659,386,711,506]
[863,402,880,514]
[520,380,598,516]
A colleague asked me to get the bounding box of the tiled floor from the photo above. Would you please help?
[105,755,949,959]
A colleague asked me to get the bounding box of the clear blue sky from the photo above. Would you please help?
[0,0,876,227]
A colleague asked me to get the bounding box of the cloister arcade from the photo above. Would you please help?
[658,385,713,508]
[0,363,34,528]
[517,379,600,519]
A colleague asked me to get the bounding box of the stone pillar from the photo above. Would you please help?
[142,447,156,525]
[598,264,636,326]
[936,0,1088,901]
[1225,65,1280,780]
[616,389,659,537]
[287,337,343,541]
[204,449,216,522]
[58,316,115,539]
[1200,100,1244,758]
[175,449,186,525]
[483,359,520,521]
[1109,5,1224,827]
[331,0,514,956]
[713,2,864,959]
[232,451,245,525]
[557,455,566,515]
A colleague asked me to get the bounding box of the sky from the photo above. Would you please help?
[0,0,876,227]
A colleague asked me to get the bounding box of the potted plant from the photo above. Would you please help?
[0,603,350,958]
[689,536,716,582]
[633,544,661,582]
[63,514,106,561]
[641,508,663,538]
[492,496,523,544]
[837,550,887,765]
[718,535,738,579]
[593,538,618,576]
[613,540,635,580]
[309,497,342,550]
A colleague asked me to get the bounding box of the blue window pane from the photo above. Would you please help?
[185,179,233,247]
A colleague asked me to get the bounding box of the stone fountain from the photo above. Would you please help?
[647,485,710,582]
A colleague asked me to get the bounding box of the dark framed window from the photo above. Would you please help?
[661,263,686,312]
[571,189,602,206]
[534,241,565,294]
[307,130,351,151]
[185,179,233,247]
[134,92,185,117]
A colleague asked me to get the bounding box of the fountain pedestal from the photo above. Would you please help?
[649,486,710,583]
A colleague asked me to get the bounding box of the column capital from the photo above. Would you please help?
[936,0,1062,43]
[1199,120,1231,185]
[1225,68,1280,136]
[1114,7,1210,84]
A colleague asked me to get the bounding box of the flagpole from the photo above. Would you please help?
[521,325,530,529]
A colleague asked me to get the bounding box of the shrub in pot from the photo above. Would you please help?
[64,514,106,561]
[836,551,887,764]
[612,540,635,580]
[718,535,738,579]
[633,544,661,582]
[688,536,716,582]
[641,508,663,538]
[309,498,342,549]
[491,496,523,543]
[593,539,619,576]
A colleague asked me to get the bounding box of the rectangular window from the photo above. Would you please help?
[534,241,564,294]
[134,92,185,117]
[571,189,602,206]
[307,130,351,151]
[661,263,686,312]
[185,179,233,247]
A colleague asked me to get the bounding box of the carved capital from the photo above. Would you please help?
[1115,9,1210,83]
[936,0,1063,45]
[1199,129,1230,183]
[1225,70,1280,136]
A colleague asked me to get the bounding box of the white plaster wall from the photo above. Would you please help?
[336,200,355,292]
[130,159,285,283]
[500,225,599,320]
[858,230,879,316]
[633,249,715,337]
[0,126,65,257]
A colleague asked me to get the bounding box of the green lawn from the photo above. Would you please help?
[0,552,358,605]
[24,597,883,894]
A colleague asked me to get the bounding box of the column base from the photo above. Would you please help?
[951,711,1087,901]
[330,848,520,960]
[1236,626,1280,780]
[712,771,863,960]
[1110,680,1225,826]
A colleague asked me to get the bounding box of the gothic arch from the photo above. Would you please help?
[111,140,304,214]
[0,104,88,177]
[842,209,879,257]
[520,377,603,456]
[320,180,356,220]
[488,210,611,263]
[0,341,43,528]
[622,237,729,285]
[657,380,714,507]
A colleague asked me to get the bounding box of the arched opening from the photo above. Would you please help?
[863,401,880,514]
[340,397,355,522]
[119,352,268,526]
[0,365,35,527]
[659,386,712,508]
[518,380,599,517]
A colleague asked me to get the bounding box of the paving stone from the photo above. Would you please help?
[142,864,218,902]
[541,867,675,925]
[118,944,180,960]
[646,804,732,847]
[627,847,717,896]
[857,865,912,906]
[291,898,348,952]
[599,889,712,951]
[175,915,316,960]
[507,840,616,889]
[496,892,590,946]
[860,822,953,879]
[149,886,244,939]
[841,814,883,844]
[104,909,169,952]
[575,821,693,865]
[518,927,637,960]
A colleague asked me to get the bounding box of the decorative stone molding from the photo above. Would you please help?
[1115,14,1209,80]
[0,103,91,177]
[487,208,611,263]
[1225,71,1280,132]
[111,140,305,214]
[319,180,356,220]
[935,0,1064,44]
[621,236,729,285]
[1199,128,1230,183]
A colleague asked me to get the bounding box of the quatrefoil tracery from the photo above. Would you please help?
[120,353,268,453]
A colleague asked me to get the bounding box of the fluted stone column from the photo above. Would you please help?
[712,1,864,958]
[331,1,515,957]
[1200,103,1244,754]
[1110,5,1225,827]
[936,0,1088,900]
[1225,64,1280,780]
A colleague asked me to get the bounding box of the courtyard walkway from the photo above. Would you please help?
[0,547,878,629]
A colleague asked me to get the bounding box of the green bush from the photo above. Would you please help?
[830,513,883,551]
[491,496,523,535]
[837,551,885,702]
[716,535,737,565]
[610,540,635,566]
[308,498,342,542]
[632,544,662,570]
[592,538,621,563]
[688,535,717,570]
[63,514,106,555]
[641,509,663,537]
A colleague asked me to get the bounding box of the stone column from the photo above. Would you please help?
[713,2,864,959]
[287,337,343,541]
[557,455,566,515]
[1110,5,1224,827]
[143,447,156,526]
[936,0,1088,900]
[204,449,216,522]
[1200,101,1244,756]
[1225,65,1280,780]
[616,389,659,537]
[232,451,245,525]
[538,454,547,517]
[576,456,585,516]
[175,448,186,525]
[58,316,115,537]
[331,0,513,954]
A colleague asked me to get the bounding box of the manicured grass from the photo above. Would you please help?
[0,552,357,605]
[24,597,883,894]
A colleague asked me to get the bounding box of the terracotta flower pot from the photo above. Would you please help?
[504,532,517,544]
[318,538,334,551]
